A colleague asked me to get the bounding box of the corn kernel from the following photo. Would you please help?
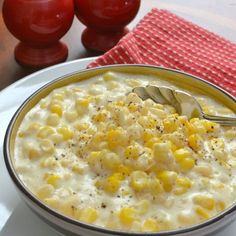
[153,142,172,164]
[46,113,60,126]
[174,148,191,162]
[144,99,156,108]
[60,201,79,218]
[87,151,102,166]
[174,177,192,195]
[102,152,121,170]
[176,177,192,188]
[195,206,209,219]
[142,218,160,232]
[23,142,41,159]
[215,200,226,212]
[178,212,197,226]
[158,171,177,192]
[128,103,140,112]
[145,137,160,148]
[143,130,155,143]
[133,149,153,171]
[190,119,206,134]
[201,120,219,133]
[193,195,215,210]
[79,207,97,223]
[93,111,108,122]
[74,122,89,131]
[126,93,142,104]
[44,196,60,209]
[107,81,119,90]
[215,152,228,163]
[37,126,55,139]
[150,108,166,118]
[148,178,163,195]
[64,111,78,122]
[50,133,63,144]
[29,147,41,159]
[102,173,122,193]
[72,164,84,174]
[114,101,125,107]
[185,121,196,135]
[174,187,188,195]
[194,165,212,177]
[124,145,140,159]
[50,104,63,116]
[190,118,200,123]
[117,164,132,176]
[76,97,91,107]
[52,93,64,101]
[57,126,74,140]
[163,119,177,132]
[119,207,136,225]
[170,143,178,152]
[126,79,141,87]
[106,128,127,150]
[40,157,59,168]
[179,157,195,172]
[210,138,225,149]
[25,122,42,134]
[46,175,61,187]
[138,116,157,129]
[126,124,143,140]
[40,99,49,109]
[188,134,202,151]
[130,171,148,191]
[36,184,54,200]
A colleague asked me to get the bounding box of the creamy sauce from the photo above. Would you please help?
[14,71,236,232]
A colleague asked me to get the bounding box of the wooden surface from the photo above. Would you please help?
[0,0,236,91]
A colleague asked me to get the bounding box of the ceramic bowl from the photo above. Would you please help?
[4,65,236,236]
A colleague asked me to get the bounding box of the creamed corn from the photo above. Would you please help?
[14,71,236,232]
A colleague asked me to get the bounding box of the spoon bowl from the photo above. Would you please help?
[133,86,236,126]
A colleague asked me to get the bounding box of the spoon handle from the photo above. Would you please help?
[202,113,236,126]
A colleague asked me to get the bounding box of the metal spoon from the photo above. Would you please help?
[132,86,236,126]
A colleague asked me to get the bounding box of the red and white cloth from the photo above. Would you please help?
[88,8,236,97]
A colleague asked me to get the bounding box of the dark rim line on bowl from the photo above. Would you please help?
[3,64,236,235]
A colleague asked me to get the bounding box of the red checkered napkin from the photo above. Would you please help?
[88,8,236,97]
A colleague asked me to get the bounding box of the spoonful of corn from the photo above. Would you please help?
[133,86,236,126]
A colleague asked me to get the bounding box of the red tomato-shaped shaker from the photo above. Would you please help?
[2,0,74,68]
[74,0,140,52]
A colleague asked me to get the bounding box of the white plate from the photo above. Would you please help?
[0,57,94,236]
[0,58,236,236]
